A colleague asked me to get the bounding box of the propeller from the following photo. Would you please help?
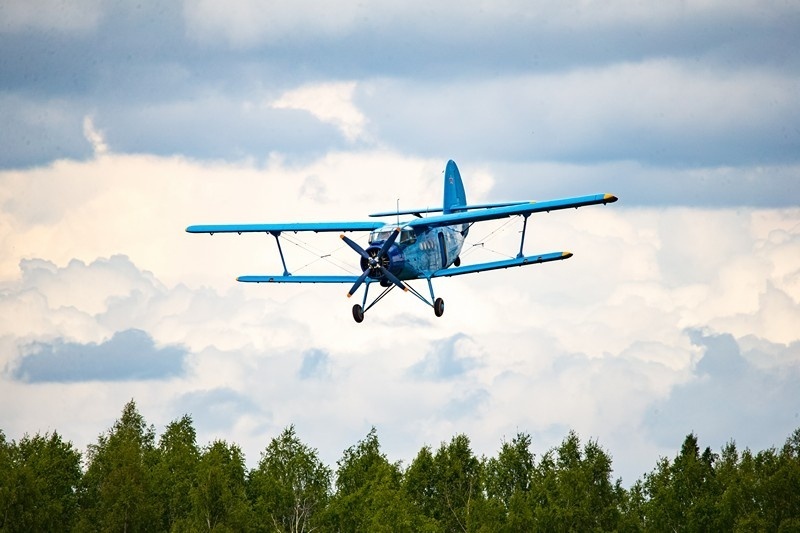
[341,228,407,297]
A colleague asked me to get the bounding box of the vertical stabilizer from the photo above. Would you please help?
[443,160,468,214]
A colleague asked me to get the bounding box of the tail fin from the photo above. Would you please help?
[443,160,467,214]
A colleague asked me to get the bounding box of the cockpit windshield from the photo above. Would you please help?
[369,225,416,245]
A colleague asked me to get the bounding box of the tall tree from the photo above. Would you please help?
[248,426,330,533]
[153,415,200,532]
[529,431,623,531]
[326,428,432,532]
[191,440,253,532]
[0,432,81,532]
[484,433,536,531]
[413,434,487,532]
[641,433,718,531]
[76,399,161,532]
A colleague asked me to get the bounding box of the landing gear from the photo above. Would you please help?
[454,256,461,267]
[434,297,445,317]
[352,304,364,323]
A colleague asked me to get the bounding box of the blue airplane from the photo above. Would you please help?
[187,160,617,323]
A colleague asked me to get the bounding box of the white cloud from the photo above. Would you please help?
[270,82,368,143]
[82,115,109,156]
[1,151,798,483]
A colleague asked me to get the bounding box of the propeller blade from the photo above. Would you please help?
[347,270,370,298]
[340,234,371,261]
[380,267,408,292]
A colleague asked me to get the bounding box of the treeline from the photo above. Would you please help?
[1,400,799,532]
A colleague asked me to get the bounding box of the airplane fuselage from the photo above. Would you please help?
[365,223,468,282]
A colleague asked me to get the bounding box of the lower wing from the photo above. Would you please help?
[237,275,361,283]
[430,251,572,278]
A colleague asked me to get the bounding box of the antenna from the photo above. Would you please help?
[396,198,400,225]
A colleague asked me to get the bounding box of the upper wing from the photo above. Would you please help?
[430,251,572,278]
[406,194,617,229]
[186,221,385,234]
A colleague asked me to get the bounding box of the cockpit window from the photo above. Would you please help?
[368,225,416,245]
[369,229,394,244]
[399,229,416,244]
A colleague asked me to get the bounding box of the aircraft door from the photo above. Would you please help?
[437,231,447,269]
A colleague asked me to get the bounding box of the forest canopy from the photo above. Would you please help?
[1,400,799,532]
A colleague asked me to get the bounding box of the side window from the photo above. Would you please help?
[400,229,416,244]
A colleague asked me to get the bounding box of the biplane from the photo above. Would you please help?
[187,160,617,322]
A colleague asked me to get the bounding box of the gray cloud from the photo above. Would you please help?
[408,333,481,380]
[2,0,799,186]
[644,329,800,453]
[9,328,187,382]
[175,387,265,434]
[298,348,331,380]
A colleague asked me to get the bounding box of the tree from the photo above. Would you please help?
[484,433,536,531]
[248,426,330,532]
[529,431,623,531]
[191,440,253,532]
[641,433,718,532]
[153,415,200,532]
[326,428,432,532]
[407,434,487,532]
[0,431,81,532]
[76,399,161,532]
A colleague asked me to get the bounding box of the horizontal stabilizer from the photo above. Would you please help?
[237,275,361,284]
[430,251,572,278]
[369,201,529,218]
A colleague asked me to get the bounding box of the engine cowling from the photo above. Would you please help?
[360,244,405,280]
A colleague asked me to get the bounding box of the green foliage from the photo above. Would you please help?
[154,415,200,532]
[0,431,82,532]
[529,430,623,532]
[326,427,431,532]
[2,400,800,532]
[247,425,329,532]
[76,399,160,532]
[191,439,253,532]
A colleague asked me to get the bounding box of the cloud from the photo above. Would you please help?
[644,329,800,453]
[175,387,265,433]
[82,115,109,156]
[0,0,105,34]
[9,328,187,383]
[271,81,368,143]
[298,349,331,380]
[408,333,483,380]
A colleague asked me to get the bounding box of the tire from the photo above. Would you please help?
[352,304,365,323]
[434,298,445,317]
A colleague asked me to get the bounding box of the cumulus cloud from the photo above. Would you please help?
[408,333,483,380]
[9,329,187,383]
[645,330,800,453]
[271,82,368,143]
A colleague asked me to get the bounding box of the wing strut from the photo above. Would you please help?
[271,232,290,276]
[517,214,530,258]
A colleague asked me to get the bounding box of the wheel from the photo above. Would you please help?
[454,256,461,267]
[352,304,365,323]
[434,297,445,317]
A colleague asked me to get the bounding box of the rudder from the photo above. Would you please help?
[443,160,467,214]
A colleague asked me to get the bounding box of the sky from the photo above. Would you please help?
[1,0,799,485]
